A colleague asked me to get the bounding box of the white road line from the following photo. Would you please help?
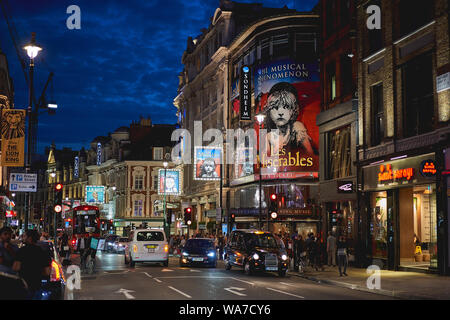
[190,269,201,272]
[143,272,152,278]
[154,278,162,283]
[266,287,305,299]
[230,277,255,286]
[168,286,192,298]
[280,282,297,287]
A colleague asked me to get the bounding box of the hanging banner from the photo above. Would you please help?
[240,65,252,121]
[74,156,79,178]
[194,146,222,181]
[1,109,26,167]
[254,59,320,179]
[97,143,102,166]
[158,169,181,195]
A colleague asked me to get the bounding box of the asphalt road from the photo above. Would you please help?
[65,252,394,300]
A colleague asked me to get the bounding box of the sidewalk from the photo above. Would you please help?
[291,265,450,300]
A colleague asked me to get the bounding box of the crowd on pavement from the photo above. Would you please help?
[166,230,350,276]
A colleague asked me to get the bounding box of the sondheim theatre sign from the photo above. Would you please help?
[240,65,251,121]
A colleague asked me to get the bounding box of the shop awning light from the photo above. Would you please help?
[370,160,385,166]
[390,155,408,160]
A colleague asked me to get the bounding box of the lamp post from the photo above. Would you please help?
[256,113,266,230]
[23,33,42,232]
[163,161,168,236]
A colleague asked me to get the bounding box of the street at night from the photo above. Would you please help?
[0,0,449,311]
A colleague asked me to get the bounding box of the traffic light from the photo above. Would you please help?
[269,193,278,220]
[54,183,63,213]
[184,207,192,225]
[230,213,235,224]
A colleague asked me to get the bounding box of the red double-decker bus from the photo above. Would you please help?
[67,205,101,247]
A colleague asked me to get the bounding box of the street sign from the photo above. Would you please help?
[9,173,37,192]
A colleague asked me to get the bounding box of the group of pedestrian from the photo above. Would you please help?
[326,231,349,276]
[0,227,52,299]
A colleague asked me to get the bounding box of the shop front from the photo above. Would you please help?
[362,153,439,272]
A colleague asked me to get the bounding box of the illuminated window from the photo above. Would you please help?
[134,200,143,217]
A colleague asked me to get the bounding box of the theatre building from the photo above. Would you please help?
[356,0,450,274]
[227,8,321,237]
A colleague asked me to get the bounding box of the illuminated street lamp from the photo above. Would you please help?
[23,32,42,232]
[256,113,265,230]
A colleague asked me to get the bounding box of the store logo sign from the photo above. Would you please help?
[420,160,437,178]
[240,66,251,121]
[378,164,414,183]
[337,181,354,193]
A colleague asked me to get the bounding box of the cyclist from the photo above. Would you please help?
[82,233,98,273]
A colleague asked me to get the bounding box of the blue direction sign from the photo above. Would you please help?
[9,173,37,192]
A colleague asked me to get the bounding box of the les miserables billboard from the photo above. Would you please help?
[254,59,320,180]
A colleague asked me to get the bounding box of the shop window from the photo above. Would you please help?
[328,126,352,179]
[402,52,434,138]
[398,0,434,38]
[371,83,384,146]
[370,192,388,260]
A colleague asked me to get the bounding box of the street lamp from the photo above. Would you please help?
[256,113,265,230]
[23,32,42,232]
[163,161,168,236]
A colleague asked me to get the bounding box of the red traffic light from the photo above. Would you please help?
[186,208,191,213]
[55,183,63,191]
[270,194,277,201]
[54,205,62,213]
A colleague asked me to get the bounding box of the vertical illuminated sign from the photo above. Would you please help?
[97,143,102,166]
[74,156,79,178]
[240,65,251,121]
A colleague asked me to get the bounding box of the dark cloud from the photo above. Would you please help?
[0,0,317,154]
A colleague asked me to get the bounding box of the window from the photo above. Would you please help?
[340,54,353,97]
[136,231,163,241]
[327,62,337,102]
[402,52,434,137]
[134,200,143,217]
[295,33,317,61]
[134,175,144,190]
[153,176,158,191]
[328,126,352,179]
[260,38,270,62]
[153,147,163,160]
[371,83,384,145]
[340,0,351,27]
[325,0,336,37]
[398,0,433,38]
[272,34,289,59]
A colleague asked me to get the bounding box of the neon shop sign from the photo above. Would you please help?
[378,164,414,183]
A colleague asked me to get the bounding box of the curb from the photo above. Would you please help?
[290,271,436,300]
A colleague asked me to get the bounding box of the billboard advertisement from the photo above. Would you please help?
[158,169,181,195]
[254,59,320,179]
[1,109,26,167]
[234,147,254,179]
[194,146,221,181]
[85,186,105,203]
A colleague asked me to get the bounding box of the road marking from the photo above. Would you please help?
[154,278,162,283]
[230,277,255,286]
[162,268,174,272]
[224,287,247,297]
[280,282,297,287]
[190,269,201,272]
[143,272,152,278]
[266,287,304,299]
[168,286,192,298]
[115,288,136,299]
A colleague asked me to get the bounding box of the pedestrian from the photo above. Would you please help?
[0,227,19,274]
[169,235,174,254]
[337,235,348,276]
[326,231,337,267]
[12,230,51,299]
[60,233,70,260]
[180,235,186,247]
[76,234,87,268]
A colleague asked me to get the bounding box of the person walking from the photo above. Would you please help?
[13,230,51,299]
[326,232,337,267]
[60,233,70,261]
[337,235,348,276]
[0,227,19,274]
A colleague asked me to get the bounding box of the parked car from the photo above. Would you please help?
[179,238,217,268]
[224,229,289,277]
[113,237,129,254]
[37,241,66,300]
[104,234,120,252]
[124,229,169,267]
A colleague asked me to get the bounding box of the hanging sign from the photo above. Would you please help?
[1,109,26,167]
[420,159,437,178]
[240,66,252,121]
[74,156,79,178]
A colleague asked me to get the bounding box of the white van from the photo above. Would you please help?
[124,229,169,267]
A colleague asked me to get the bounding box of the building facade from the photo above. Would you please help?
[356,0,450,274]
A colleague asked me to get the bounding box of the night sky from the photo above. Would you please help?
[0,0,317,154]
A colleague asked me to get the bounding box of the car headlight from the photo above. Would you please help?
[252,253,259,260]
[182,252,189,256]
[207,252,215,257]
[281,254,288,261]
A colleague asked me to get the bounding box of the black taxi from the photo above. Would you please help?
[224,229,289,277]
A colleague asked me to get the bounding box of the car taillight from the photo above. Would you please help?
[50,260,61,282]
[164,244,169,252]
